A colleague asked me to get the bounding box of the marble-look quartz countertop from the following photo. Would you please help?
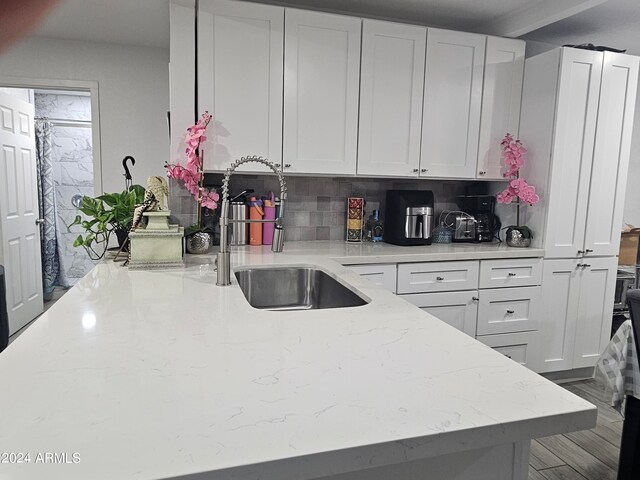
[276,240,545,264]
[0,244,594,480]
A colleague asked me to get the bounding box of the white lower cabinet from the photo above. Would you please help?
[476,331,540,369]
[346,264,397,293]
[539,257,617,373]
[402,291,478,337]
[351,257,545,371]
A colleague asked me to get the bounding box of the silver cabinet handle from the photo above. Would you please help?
[35,218,45,225]
[421,168,427,173]
[506,309,515,314]
[585,249,593,253]
[436,276,445,281]
[478,171,486,175]
[472,296,479,302]
[507,272,517,277]
[284,164,292,168]
[577,250,585,254]
[412,168,419,173]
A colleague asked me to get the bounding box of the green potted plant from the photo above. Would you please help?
[70,185,145,260]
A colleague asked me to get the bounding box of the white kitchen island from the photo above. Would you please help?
[0,243,595,480]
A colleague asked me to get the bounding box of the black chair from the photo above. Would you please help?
[618,289,640,479]
[0,265,8,353]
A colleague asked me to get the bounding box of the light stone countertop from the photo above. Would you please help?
[0,242,595,480]
[264,240,545,264]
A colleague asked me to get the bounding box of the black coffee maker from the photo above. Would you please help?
[455,195,501,242]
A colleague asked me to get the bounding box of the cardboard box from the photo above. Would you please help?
[619,229,640,265]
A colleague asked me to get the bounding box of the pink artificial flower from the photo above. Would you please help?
[496,133,540,206]
[165,111,219,211]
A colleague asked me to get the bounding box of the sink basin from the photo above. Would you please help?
[234,266,369,311]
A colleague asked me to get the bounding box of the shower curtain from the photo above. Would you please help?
[35,119,60,300]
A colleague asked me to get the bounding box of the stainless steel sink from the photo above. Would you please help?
[234,266,369,311]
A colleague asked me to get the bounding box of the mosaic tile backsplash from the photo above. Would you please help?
[169,174,482,242]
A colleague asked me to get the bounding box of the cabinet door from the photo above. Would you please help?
[283,9,360,175]
[573,257,617,369]
[357,20,425,177]
[538,258,582,373]
[347,264,397,293]
[544,49,603,258]
[198,0,283,172]
[477,37,525,180]
[401,291,478,337]
[584,53,640,257]
[420,29,485,179]
[169,0,196,168]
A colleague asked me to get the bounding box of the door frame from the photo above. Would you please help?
[0,76,103,194]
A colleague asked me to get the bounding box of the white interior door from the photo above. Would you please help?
[584,52,640,257]
[0,92,44,335]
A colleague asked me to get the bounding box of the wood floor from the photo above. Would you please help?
[529,379,624,480]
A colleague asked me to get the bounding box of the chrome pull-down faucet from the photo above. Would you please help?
[216,156,287,286]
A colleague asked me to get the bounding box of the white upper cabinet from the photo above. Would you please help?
[477,37,525,180]
[198,0,284,172]
[522,48,639,258]
[421,29,486,179]
[584,52,640,257]
[543,49,603,258]
[357,20,426,177]
[283,9,361,175]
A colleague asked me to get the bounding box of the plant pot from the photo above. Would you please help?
[186,232,212,254]
[505,226,532,248]
[115,229,129,252]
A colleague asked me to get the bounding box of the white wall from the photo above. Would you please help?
[0,37,169,193]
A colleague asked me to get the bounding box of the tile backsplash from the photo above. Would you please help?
[170,175,486,241]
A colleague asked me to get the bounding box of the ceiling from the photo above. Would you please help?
[249,0,540,31]
[522,0,640,55]
[28,0,639,55]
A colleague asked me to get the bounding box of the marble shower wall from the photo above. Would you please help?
[35,93,96,286]
[169,175,482,242]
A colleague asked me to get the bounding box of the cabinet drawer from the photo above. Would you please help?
[347,264,397,293]
[397,261,479,294]
[477,287,540,335]
[401,291,477,337]
[479,258,542,288]
[476,331,539,370]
